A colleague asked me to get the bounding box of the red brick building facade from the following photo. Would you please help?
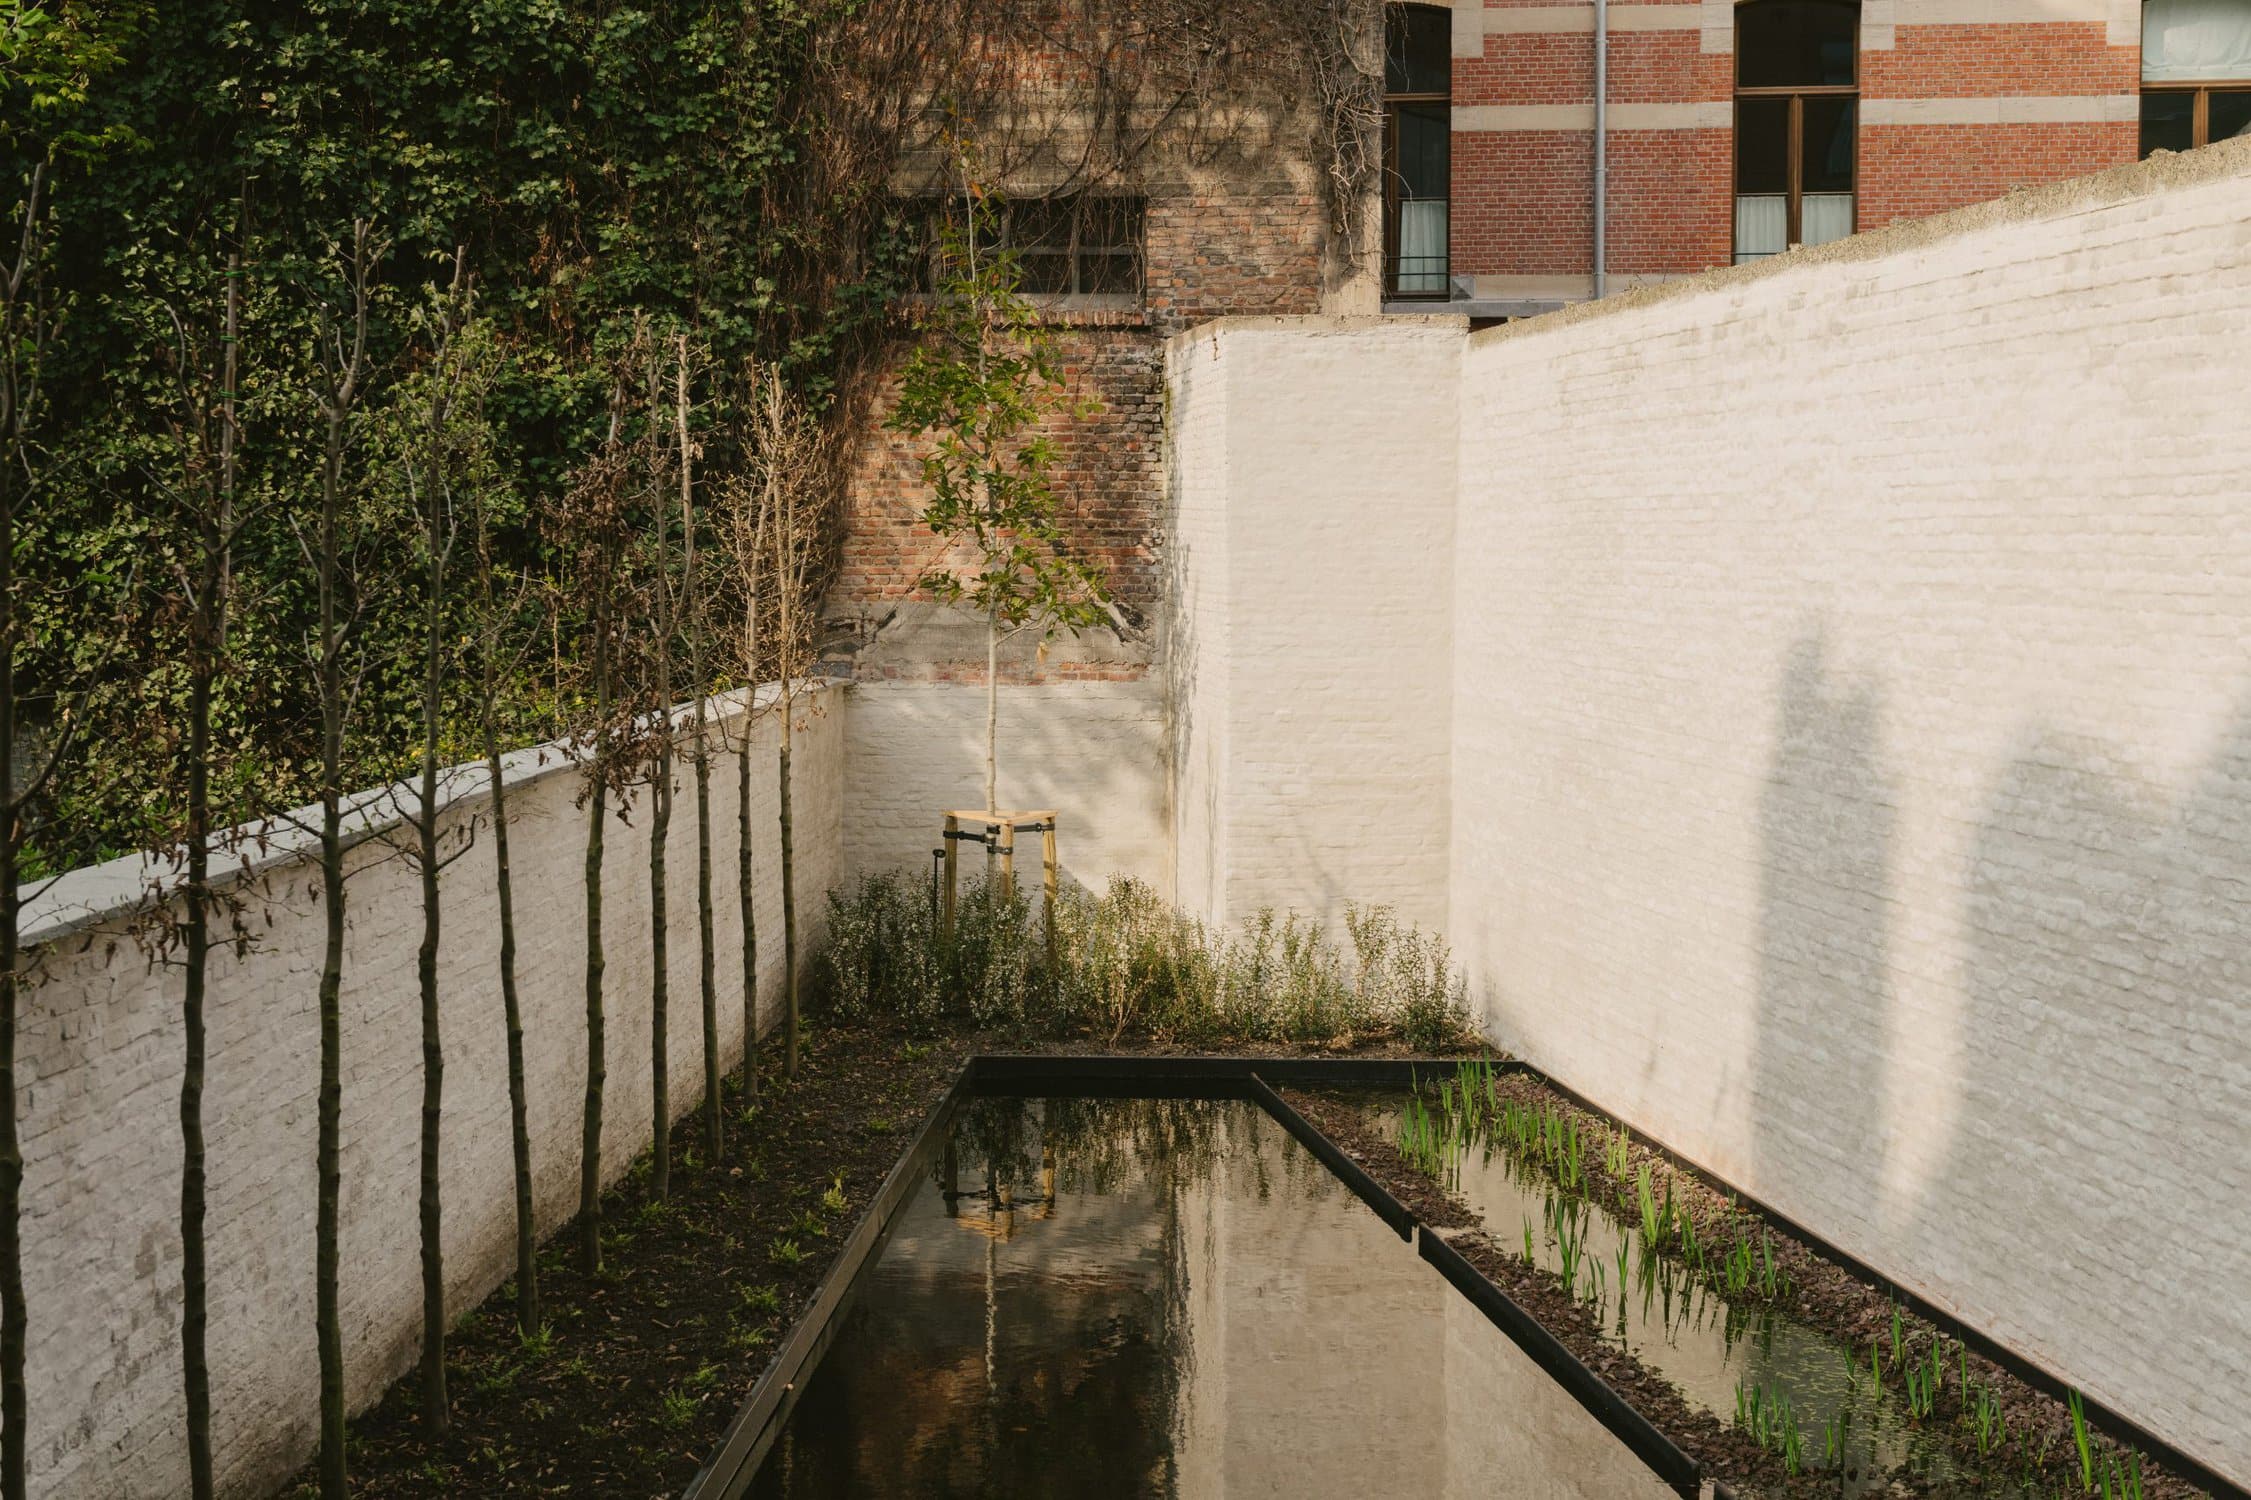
[1410,0,2250,314]
[832,0,2251,679]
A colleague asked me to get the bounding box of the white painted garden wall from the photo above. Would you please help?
[1162,315,1462,936]
[839,679,1169,896]
[17,685,842,1499]
[1166,140,2251,1488]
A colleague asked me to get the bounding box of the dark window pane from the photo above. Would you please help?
[1395,100,1451,199]
[2210,89,2251,144]
[2140,90,2195,156]
[1015,250,1073,296]
[1386,4,1452,94]
[1802,96,1855,191]
[1080,252,1138,295]
[1011,199,1071,252]
[1737,0,1858,87]
[1736,96,1790,194]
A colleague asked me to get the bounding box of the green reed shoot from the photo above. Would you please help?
[2069,1388,2093,1489]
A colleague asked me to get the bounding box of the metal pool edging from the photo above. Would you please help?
[684,1052,1707,1500]
[680,1067,968,1500]
[1418,1227,1701,1498]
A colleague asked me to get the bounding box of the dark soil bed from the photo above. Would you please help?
[305,1029,1476,1498]
[296,1023,967,1498]
[1286,1081,2221,1500]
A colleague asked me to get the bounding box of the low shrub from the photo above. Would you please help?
[812,870,1472,1048]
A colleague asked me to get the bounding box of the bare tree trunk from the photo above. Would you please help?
[735,504,766,1106]
[412,252,469,1435]
[578,594,611,1276]
[313,221,374,1500]
[0,166,39,1500]
[779,714,798,1082]
[179,241,240,1500]
[735,719,757,1103]
[677,341,720,1161]
[482,672,537,1332]
[986,604,999,817]
[647,402,674,1201]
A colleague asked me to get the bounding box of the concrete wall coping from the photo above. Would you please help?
[1470,136,2251,350]
[19,680,839,955]
[1163,312,1470,354]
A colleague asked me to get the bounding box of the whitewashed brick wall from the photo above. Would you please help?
[1162,140,2251,1488]
[840,679,1169,896]
[1162,316,1462,936]
[1452,144,2251,1486]
[18,685,842,1499]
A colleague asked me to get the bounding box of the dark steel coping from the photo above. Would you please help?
[1419,1228,1701,1498]
[1243,1075,1416,1240]
[681,1069,967,1500]
[685,1051,1704,1500]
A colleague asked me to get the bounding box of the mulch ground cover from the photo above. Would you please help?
[305,1022,968,1498]
[310,1028,1469,1497]
[1286,1080,2221,1500]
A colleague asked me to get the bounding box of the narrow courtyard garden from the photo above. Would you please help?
[6,2,2250,1499]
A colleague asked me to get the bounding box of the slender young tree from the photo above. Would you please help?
[676,336,723,1162]
[761,374,825,1083]
[470,465,540,1334]
[558,369,639,1277]
[152,221,248,1500]
[886,154,1111,818]
[305,219,382,1500]
[642,343,677,1199]
[0,160,56,1500]
[397,253,480,1433]
[470,443,538,1334]
[719,461,768,1106]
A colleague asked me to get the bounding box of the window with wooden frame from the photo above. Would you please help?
[2139,0,2251,155]
[1385,4,1452,299]
[1734,0,1859,264]
[904,194,1147,305]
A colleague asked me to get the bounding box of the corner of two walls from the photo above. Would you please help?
[1165,142,2251,1489]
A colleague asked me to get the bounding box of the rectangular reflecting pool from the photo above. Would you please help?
[744,1094,1681,1499]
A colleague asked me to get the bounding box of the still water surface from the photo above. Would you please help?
[749,1095,1679,1499]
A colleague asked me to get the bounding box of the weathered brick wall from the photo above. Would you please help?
[20,687,845,1498]
[1448,143,2251,1487]
[828,100,1352,883]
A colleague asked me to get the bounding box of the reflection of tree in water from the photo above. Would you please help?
[755,1097,1329,1498]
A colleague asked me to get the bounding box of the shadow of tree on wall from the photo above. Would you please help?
[1753,630,1899,1238]
[1925,703,2251,1442]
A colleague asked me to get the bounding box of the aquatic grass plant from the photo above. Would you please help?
[1735,1378,1807,1475]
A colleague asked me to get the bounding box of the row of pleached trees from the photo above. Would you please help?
[3,193,831,1500]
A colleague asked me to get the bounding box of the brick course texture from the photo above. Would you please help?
[831,186,1332,688]
[19,688,845,1498]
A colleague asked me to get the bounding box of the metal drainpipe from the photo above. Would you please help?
[1593,0,1609,299]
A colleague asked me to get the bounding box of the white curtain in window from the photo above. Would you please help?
[2143,0,2251,80]
[1801,193,1855,246]
[1734,194,1787,261]
[1397,199,1449,293]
